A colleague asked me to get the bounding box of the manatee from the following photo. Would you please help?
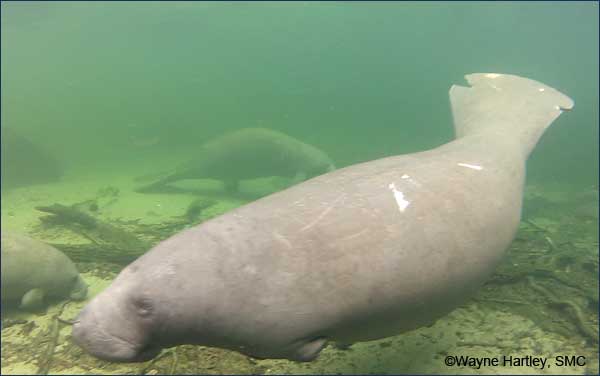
[1,127,63,190]
[1,232,88,310]
[73,73,573,362]
[135,127,336,194]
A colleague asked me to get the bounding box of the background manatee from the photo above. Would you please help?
[135,127,336,194]
[1,127,64,190]
[1,232,88,310]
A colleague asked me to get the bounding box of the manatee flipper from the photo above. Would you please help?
[292,337,328,362]
[20,288,45,311]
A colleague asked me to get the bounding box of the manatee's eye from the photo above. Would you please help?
[133,297,154,318]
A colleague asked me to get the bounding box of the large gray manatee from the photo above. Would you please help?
[1,232,88,310]
[73,73,573,362]
[135,127,336,194]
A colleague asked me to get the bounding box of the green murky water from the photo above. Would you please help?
[1,2,598,375]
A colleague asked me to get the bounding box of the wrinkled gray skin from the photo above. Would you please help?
[135,128,336,194]
[1,232,88,310]
[73,74,573,363]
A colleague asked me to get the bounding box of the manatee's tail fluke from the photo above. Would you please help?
[134,174,184,194]
[135,159,200,194]
[449,73,574,156]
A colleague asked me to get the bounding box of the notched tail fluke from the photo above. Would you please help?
[449,73,574,140]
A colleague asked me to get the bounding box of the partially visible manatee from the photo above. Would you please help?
[135,127,335,194]
[1,232,88,310]
[1,127,63,190]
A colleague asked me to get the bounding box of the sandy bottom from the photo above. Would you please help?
[2,285,595,375]
[1,170,597,375]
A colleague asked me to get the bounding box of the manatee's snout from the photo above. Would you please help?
[69,275,88,301]
[72,296,161,362]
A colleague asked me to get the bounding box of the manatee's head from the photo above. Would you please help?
[47,253,88,302]
[69,275,88,301]
[300,144,336,179]
[307,158,336,179]
[72,264,164,362]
